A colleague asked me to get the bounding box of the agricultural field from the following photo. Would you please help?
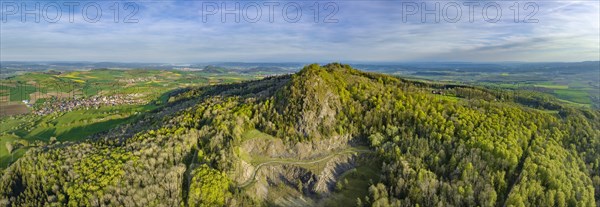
[0,68,258,168]
[1,69,256,105]
[406,69,599,108]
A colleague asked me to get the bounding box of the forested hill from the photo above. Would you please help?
[1,63,599,206]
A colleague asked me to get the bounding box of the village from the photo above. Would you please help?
[31,94,146,116]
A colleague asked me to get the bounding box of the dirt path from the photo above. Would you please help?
[237,148,372,188]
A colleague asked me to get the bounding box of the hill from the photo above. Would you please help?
[241,66,290,74]
[202,65,230,73]
[1,63,599,206]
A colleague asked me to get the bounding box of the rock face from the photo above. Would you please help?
[240,146,359,204]
[313,154,356,194]
[274,64,349,140]
[241,134,353,160]
[230,160,255,184]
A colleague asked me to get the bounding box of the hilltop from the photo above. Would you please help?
[1,63,599,206]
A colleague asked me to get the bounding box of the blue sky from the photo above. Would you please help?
[1,0,599,62]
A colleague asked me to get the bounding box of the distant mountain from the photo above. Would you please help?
[241,66,290,74]
[2,61,597,74]
[202,65,230,73]
[206,62,306,70]
[352,61,600,73]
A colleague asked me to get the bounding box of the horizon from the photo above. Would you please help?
[2,60,599,65]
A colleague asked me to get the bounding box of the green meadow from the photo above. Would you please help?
[0,69,257,169]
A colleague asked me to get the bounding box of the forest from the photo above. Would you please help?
[1,63,599,206]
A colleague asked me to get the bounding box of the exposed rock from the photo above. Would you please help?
[240,137,286,158]
[313,154,357,194]
[230,160,255,184]
[244,152,359,205]
[241,133,353,160]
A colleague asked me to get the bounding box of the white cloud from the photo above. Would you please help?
[1,1,598,62]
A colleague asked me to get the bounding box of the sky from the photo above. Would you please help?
[1,0,599,63]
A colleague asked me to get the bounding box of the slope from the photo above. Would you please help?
[0,63,598,207]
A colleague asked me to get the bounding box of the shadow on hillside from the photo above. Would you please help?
[79,76,290,144]
[58,117,131,142]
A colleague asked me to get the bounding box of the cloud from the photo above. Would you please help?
[1,0,598,62]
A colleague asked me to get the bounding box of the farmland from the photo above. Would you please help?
[358,62,600,108]
[0,68,258,168]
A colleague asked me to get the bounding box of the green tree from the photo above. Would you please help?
[188,164,231,206]
[369,133,385,147]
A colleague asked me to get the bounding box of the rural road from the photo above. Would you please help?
[237,148,372,188]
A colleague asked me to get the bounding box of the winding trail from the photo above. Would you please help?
[237,148,372,188]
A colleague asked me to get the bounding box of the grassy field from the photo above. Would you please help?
[1,69,255,107]
[0,104,150,167]
[553,89,592,104]
[534,84,569,89]
[410,71,599,108]
[0,134,30,168]
[0,68,257,118]
[22,105,151,141]
[0,69,259,169]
